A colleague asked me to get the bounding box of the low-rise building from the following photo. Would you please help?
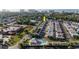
[2,26,22,35]
[30,38,48,46]
[55,21,64,39]
[63,21,79,38]
[46,20,54,37]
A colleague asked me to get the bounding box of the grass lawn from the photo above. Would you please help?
[9,35,20,46]
[9,28,26,46]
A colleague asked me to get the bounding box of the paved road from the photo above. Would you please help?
[9,34,30,49]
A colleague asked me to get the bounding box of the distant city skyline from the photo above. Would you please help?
[0,9,79,13]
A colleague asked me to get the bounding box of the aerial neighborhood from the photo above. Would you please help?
[0,9,79,49]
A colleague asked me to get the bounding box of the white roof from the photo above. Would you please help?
[0,35,2,39]
[3,26,20,32]
[77,29,79,33]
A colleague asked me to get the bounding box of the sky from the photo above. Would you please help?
[0,0,78,9]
